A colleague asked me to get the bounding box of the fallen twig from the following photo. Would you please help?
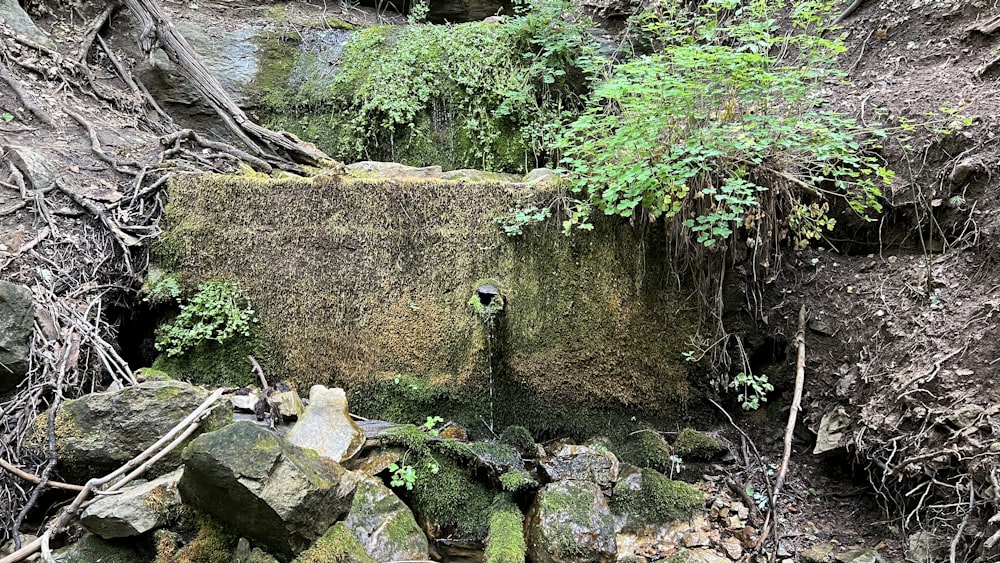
[0,387,229,563]
[772,306,807,506]
[833,0,867,25]
[0,458,83,492]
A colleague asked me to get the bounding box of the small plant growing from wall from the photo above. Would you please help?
[154,281,257,357]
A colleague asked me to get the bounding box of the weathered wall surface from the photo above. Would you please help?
[159,173,698,437]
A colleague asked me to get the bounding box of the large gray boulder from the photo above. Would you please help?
[179,421,357,560]
[526,480,617,563]
[28,380,231,483]
[0,281,32,390]
[80,469,183,538]
[343,473,428,561]
[286,385,364,463]
[539,444,620,489]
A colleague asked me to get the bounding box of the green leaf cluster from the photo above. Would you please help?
[154,281,257,358]
[555,0,892,248]
[262,0,598,171]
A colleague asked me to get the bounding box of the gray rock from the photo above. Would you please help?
[525,480,617,563]
[0,281,32,390]
[0,0,54,48]
[813,407,851,456]
[346,161,443,179]
[179,421,357,559]
[28,380,232,484]
[286,385,365,463]
[80,468,183,538]
[343,473,428,561]
[442,169,520,182]
[3,146,58,192]
[52,533,143,563]
[539,444,619,488]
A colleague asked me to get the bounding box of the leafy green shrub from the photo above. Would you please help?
[257,0,598,171]
[155,281,257,358]
[556,0,891,249]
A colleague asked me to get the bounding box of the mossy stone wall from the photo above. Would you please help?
[159,173,697,438]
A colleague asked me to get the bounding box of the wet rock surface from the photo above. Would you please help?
[539,443,619,488]
[342,473,428,561]
[526,479,617,563]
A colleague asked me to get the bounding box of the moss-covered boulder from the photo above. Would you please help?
[178,421,357,560]
[615,429,674,474]
[610,467,704,530]
[27,380,231,484]
[672,428,725,461]
[526,480,617,563]
[160,173,698,440]
[342,474,428,561]
[293,522,376,563]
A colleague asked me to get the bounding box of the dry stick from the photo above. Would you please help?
[833,0,867,25]
[0,387,229,563]
[708,398,779,555]
[122,0,328,165]
[0,459,83,492]
[772,305,807,506]
[248,355,269,389]
[0,62,54,127]
[96,35,143,103]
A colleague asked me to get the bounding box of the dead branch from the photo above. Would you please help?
[122,0,330,166]
[974,53,1000,78]
[0,62,54,127]
[833,0,868,25]
[0,459,83,492]
[771,305,807,507]
[248,355,269,389]
[0,387,229,563]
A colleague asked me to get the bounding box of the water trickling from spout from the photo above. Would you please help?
[473,284,503,433]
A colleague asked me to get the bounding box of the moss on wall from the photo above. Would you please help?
[159,173,698,439]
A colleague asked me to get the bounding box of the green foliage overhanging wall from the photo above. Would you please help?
[254,0,599,172]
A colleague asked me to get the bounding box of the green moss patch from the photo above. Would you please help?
[485,496,526,563]
[293,522,376,563]
[672,428,725,461]
[616,429,674,473]
[611,468,704,525]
